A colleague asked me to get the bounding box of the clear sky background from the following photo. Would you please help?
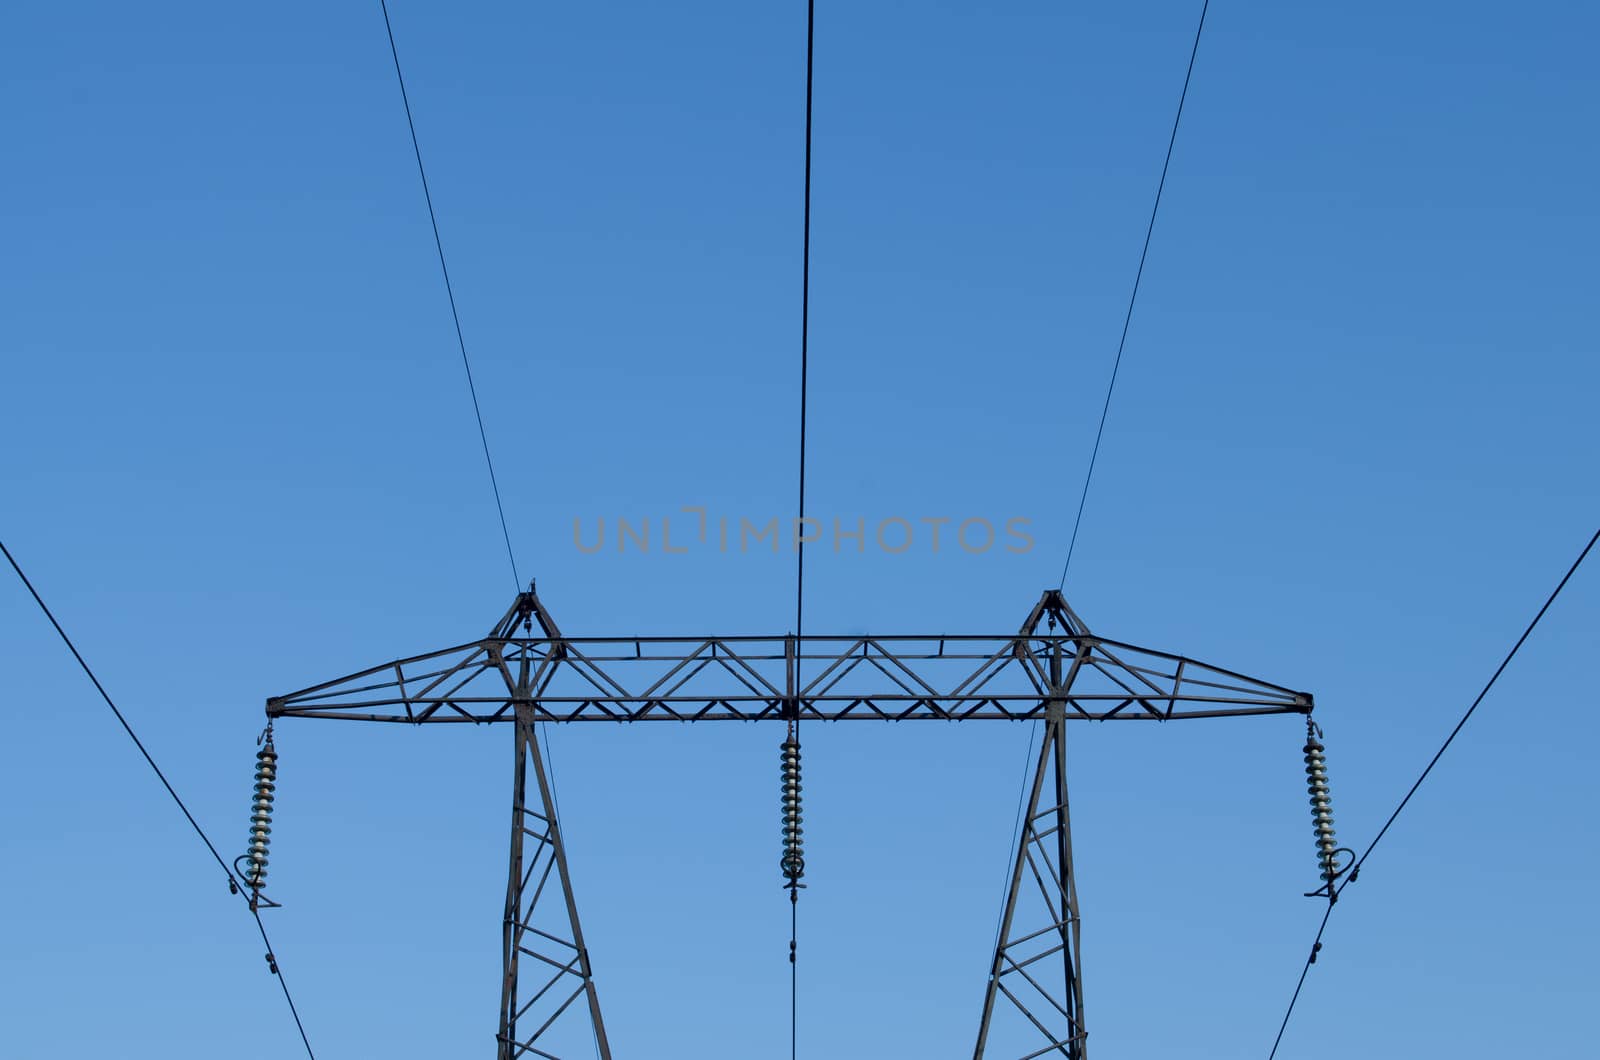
[2,1,1596,1057]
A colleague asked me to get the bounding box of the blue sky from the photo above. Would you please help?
[2,1,1596,1057]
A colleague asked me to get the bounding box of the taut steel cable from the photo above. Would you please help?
[1266,524,1599,1057]
[2,539,319,1058]
[378,0,521,593]
[787,3,818,1058]
[1057,0,1211,588]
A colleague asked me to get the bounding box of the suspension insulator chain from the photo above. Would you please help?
[1304,721,1339,886]
[245,727,278,897]
[780,736,805,889]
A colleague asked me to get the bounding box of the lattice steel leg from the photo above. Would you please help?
[975,701,1086,1059]
[498,703,611,1059]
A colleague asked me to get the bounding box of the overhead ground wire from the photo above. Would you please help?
[379,0,521,593]
[1058,0,1211,588]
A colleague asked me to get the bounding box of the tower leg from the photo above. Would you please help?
[974,705,1086,1058]
[498,703,611,1059]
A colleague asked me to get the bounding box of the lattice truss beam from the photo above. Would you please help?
[267,589,1311,725]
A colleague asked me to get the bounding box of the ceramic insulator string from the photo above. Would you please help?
[246,734,277,892]
[1303,723,1338,883]
[780,736,805,888]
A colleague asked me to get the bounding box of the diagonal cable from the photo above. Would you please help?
[1266,523,1599,1058]
[1058,0,1211,587]
[379,0,520,592]
[2,538,318,1059]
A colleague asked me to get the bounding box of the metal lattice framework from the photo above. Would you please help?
[264,587,1312,1059]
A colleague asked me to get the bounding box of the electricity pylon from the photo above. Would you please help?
[256,586,1313,1059]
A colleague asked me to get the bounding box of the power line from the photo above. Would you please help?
[1347,523,1599,876]
[2,538,318,1059]
[794,3,815,650]
[1057,0,1211,588]
[1266,523,1599,1058]
[373,9,597,1051]
[787,3,818,1057]
[378,0,521,593]
[998,0,1213,1026]
[987,0,1214,1035]
[1265,902,1334,1059]
[790,5,817,1056]
[250,906,318,1058]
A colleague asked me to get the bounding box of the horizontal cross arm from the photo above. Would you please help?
[267,630,1311,724]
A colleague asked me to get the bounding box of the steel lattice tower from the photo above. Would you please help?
[257,586,1313,1058]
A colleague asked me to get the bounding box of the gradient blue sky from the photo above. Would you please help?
[3,2,1596,1057]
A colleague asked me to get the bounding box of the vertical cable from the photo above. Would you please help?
[790,892,800,1060]
[790,5,817,1058]
[795,0,814,643]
